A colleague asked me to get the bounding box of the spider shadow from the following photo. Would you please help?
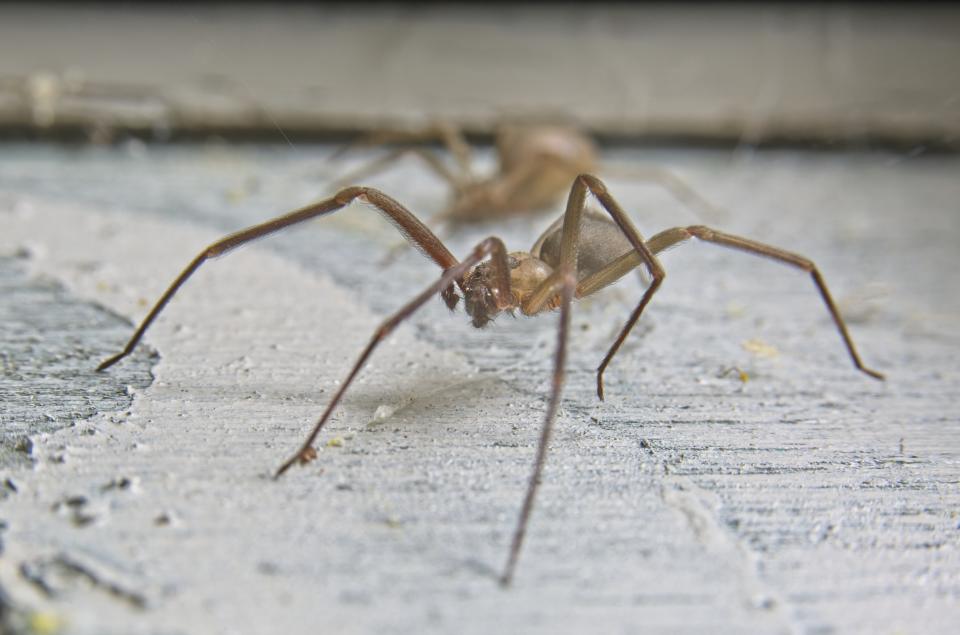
[334,367,517,432]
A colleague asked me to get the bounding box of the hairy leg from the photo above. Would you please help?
[521,175,667,402]
[325,121,474,187]
[500,266,577,586]
[579,224,884,397]
[326,146,461,192]
[97,187,458,371]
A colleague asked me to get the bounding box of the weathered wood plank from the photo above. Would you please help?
[0,145,957,633]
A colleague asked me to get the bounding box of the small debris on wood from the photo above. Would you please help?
[742,338,779,358]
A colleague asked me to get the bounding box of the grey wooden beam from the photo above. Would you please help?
[0,5,958,147]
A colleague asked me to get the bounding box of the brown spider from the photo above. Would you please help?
[326,121,722,228]
[97,174,883,586]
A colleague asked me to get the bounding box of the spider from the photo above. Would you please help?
[326,121,723,229]
[97,174,883,586]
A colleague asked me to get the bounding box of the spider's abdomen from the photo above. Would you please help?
[533,210,635,281]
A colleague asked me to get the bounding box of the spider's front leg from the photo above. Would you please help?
[500,175,633,585]
[274,236,511,477]
[96,187,458,371]
[499,265,576,587]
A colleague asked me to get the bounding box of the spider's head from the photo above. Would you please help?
[461,252,550,328]
[462,259,513,329]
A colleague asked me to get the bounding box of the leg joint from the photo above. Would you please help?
[577,173,605,194]
[335,186,365,205]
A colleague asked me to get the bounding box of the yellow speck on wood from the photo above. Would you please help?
[326,437,344,448]
[725,301,746,319]
[742,338,779,358]
[224,186,247,204]
[28,611,64,635]
[719,366,750,383]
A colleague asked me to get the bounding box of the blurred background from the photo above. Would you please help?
[1,3,958,148]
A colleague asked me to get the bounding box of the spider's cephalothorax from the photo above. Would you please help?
[462,251,555,328]
[462,258,513,328]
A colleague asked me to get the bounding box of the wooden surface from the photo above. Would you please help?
[0,142,957,634]
[1,4,958,146]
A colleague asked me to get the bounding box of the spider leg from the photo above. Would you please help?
[582,225,884,398]
[522,175,667,403]
[326,121,474,188]
[380,156,539,263]
[274,236,511,477]
[434,120,475,180]
[676,225,884,380]
[486,153,595,220]
[327,123,476,267]
[503,174,650,584]
[327,146,461,192]
[376,205,462,269]
[97,187,459,371]
[598,164,724,288]
[524,174,665,316]
[500,266,577,587]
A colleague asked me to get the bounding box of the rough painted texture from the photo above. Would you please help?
[0,145,958,634]
[0,255,155,469]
